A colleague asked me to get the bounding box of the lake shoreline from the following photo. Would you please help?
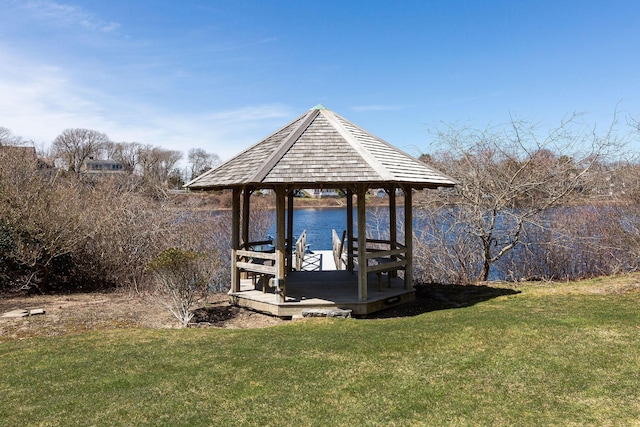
[171,191,402,211]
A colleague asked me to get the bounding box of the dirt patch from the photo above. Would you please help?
[0,291,282,342]
[1,282,525,341]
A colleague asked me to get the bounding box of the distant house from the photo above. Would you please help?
[371,188,403,198]
[305,188,341,198]
[82,159,124,174]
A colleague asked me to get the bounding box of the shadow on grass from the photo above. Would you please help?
[191,303,240,326]
[368,283,521,319]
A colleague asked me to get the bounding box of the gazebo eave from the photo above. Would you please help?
[188,179,455,192]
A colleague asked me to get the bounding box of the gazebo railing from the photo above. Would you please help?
[295,230,307,271]
[332,229,346,270]
[349,238,408,290]
[235,249,277,276]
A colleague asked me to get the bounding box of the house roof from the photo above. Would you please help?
[185,105,456,190]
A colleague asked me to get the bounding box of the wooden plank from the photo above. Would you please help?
[275,186,286,302]
[287,190,294,272]
[236,262,277,275]
[403,184,413,289]
[346,188,354,272]
[242,187,251,248]
[364,248,407,260]
[295,230,307,271]
[389,185,397,275]
[236,250,277,260]
[231,187,241,293]
[357,184,368,302]
[367,260,407,274]
[389,185,397,249]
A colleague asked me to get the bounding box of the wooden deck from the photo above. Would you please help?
[229,270,415,318]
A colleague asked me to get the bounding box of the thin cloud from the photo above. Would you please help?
[22,0,120,33]
[0,47,292,159]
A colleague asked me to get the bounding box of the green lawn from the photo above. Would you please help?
[1,277,639,426]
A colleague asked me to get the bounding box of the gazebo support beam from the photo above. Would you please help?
[346,188,354,272]
[388,184,397,259]
[287,189,294,273]
[242,187,252,249]
[403,185,413,290]
[357,184,368,302]
[231,187,241,293]
[275,186,286,302]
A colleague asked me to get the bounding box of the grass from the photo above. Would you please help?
[1,276,640,426]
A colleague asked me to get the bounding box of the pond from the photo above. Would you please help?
[266,206,402,250]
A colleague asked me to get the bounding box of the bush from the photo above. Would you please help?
[146,248,220,326]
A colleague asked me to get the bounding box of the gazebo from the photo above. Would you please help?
[186,104,455,317]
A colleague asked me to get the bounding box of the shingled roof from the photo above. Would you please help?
[185,105,455,190]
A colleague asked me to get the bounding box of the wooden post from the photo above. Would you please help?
[231,187,241,293]
[275,186,286,302]
[403,185,413,290]
[346,188,354,272]
[388,185,397,274]
[287,189,294,273]
[357,184,367,302]
[242,187,251,249]
[389,185,397,246]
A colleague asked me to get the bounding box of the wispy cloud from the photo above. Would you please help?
[0,46,291,159]
[22,0,120,33]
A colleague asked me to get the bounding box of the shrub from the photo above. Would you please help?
[146,248,220,327]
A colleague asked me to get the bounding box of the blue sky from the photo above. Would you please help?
[1,0,639,159]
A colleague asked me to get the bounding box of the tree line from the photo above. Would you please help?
[3,127,221,187]
[2,114,640,323]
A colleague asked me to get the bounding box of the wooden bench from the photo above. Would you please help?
[370,257,404,291]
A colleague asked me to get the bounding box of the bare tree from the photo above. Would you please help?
[102,141,141,173]
[188,148,220,181]
[137,144,182,184]
[420,114,624,281]
[0,127,24,146]
[52,128,109,172]
[0,149,89,290]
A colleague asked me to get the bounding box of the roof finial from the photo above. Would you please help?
[311,103,327,110]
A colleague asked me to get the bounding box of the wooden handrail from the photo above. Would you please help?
[295,230,307,271]
[236,262,277,275]
[235,249,277,275]
[367,259,407,274]
[364,248,407,260]
[332,229,346,270]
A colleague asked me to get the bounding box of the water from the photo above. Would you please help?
[266,207,351,250]
[257,204,638,281]
[265,206,404,250]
